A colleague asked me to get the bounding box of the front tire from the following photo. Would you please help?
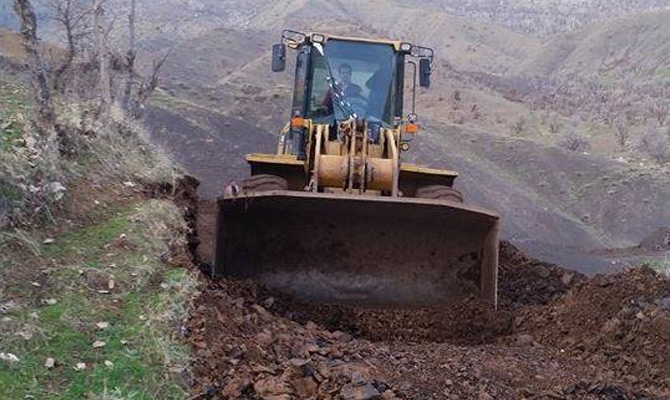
[240,174,288,192]
[415,185,464,203]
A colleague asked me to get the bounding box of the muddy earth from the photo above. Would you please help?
[188,202,670,399]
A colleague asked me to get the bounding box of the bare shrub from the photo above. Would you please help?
[613,115,631,149]
[649,99,669,127]
[470,104,481,120]
[557,130,591,152]
[547,112,560,134]
[637,126,670,164]
[46,0,91,92]
[509,116,526,136]
[1,101,178,230]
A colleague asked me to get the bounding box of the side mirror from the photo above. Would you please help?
[419,58,431,88]
[272,43,286,72]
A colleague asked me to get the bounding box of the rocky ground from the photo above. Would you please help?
[187,206,670,400]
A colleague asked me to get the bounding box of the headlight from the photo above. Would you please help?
[400,42,412,53]
[312,33,325,43]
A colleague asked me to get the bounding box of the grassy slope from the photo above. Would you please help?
[0,77,194,399]
[0,199,195,399]
[0,81,30,152]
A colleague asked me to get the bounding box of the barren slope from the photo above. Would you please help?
[108,2,670,273]
[414,121,670,272]
[144,91,670,274]
[519,10,670,78]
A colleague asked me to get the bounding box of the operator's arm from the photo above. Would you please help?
[320,88,334,114]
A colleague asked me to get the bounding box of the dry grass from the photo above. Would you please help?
[0,81,181,230]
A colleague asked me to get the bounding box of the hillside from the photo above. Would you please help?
[146,89,670,272]
[4,0,668,272]
[0,71,197,397]
[125,0,538,73]
[415,121,670,271]
[520,10,670,79]
[116,3,670,273]
[389,0,670,36]
[3,2,670,399]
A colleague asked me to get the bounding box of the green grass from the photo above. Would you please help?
[0,180,22,202]
[42,212,132,260]
[597,74,620,89]
[644,255,670,276]
[0,83,30,151]
[0,201,193,399]
[655,67,670,83]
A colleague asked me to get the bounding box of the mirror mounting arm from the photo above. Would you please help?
[407,60,418,116]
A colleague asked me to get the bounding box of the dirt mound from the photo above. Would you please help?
[498,241,586,310]
[189,281,406,399]
[274,299,513,346]
[188,273,670,399]
[516,267,670,392]
[554,380,655,400]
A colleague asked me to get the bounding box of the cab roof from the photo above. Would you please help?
[303,32,409,52]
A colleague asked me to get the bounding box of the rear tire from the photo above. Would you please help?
[415,185,464,203]
[240,174,288,192]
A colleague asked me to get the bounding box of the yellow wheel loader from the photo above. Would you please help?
[214,30,500,307]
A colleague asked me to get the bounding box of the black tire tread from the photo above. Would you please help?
[240,174,288,192]
[415,185,464,203]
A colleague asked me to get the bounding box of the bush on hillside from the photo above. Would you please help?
[0,97,177,229]
[637,126,670,164]
[556,129,591,152]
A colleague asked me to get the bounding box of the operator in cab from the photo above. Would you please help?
[321,63,364,114]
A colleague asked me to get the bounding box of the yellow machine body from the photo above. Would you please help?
[213,32,501,308]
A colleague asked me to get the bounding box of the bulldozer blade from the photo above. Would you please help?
[214,191,500,308]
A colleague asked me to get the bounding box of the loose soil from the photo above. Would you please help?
[188,201,670,399]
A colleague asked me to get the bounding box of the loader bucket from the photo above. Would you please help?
[213,191,500,307]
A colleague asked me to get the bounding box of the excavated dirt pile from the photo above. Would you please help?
[516,267,670,393]
[497,241,586,310]
[190,280,408,399]
[188,207,670,399]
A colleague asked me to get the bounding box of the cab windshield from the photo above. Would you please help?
[307,39,399,126]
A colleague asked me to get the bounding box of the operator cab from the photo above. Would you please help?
[272,31,433,157]
[308,39,401,126]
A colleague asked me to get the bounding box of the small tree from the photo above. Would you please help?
[13,0,56,137]
[638,126,670,164]
[557,129,591,152]
[132,50,171,118]
[46,0,91,92]
[547,111,560,134]
[649,99,669,127]
[92,0,111,116]
[122,0,136,110]
[509,115,526,136]
[613,115,631,150]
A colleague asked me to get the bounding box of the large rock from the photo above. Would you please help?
[253,376,292,398]
[340,383,381,400]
